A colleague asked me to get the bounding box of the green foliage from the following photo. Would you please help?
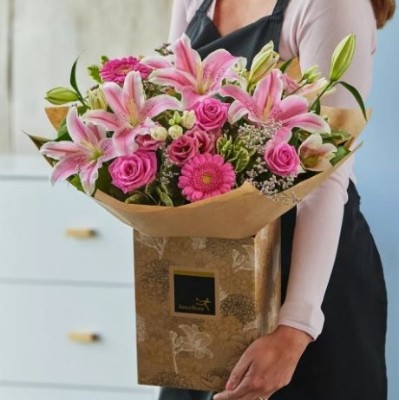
[321,130,351,145]
[330,146,350,165]
[87,65,103,84]
[335,81,368,120]
[217,136,251,173]
[68,175,84,193]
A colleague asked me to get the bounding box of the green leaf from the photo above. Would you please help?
[279,58,294,73]
[95,165,112,193]
[336,81,368,120]
[321,130,351,145]
[70,57,85,106]
[330,146,350,165]
[100,55,109,65]
[87,65,102,84]
[68,175,84,192]
[157,187,174,207]
[234,148,251,173]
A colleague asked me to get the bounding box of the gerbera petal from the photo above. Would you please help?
[142,95,182,119]
[173,34,201,78]
[202,49,238,91]
[79,160,100,195]
[85,110,125,131]
[66,107,90,143]
[40,141,81,160]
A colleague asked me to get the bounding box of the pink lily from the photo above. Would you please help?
[220,69,331,134]
[40,107,117,195]
[148,34,239,107]
[85,71,181,155]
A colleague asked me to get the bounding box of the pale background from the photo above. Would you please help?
[0,0,397,397]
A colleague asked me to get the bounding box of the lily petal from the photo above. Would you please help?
[228,101,249,123]
[284,111,331,134]
[79,160,100,195]
[173,35,201,78]
[220,85,253,108]
[123,71,146,116]
[113,127,140,156]
[85,110,125,131]
[40,141,81,160]
[202,49,238,91]
[102,82,128,117]
[50,154,88,184]
[67,107,90,143]
[141,55,172,69]
[150,67,196,90]
[253,70,283,116]
[143,95,181,119]
[99,137,118,161]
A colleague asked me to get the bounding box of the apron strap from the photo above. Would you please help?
[272,0,291,15]
[198,0,214,14]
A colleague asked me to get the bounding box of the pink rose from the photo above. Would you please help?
[185,128,216,154]
[264,139,300,177]
[167,135,199,166]
[109,151,157,193]
[192,98,228,130]
[135,134,160,151]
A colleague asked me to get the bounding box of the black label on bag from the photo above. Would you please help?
[173,270,216,316]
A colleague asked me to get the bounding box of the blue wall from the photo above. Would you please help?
[355,16,399,398]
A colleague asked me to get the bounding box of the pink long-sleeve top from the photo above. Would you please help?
[169,0,377,339]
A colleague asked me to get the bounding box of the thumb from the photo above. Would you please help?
[225,354,252,391]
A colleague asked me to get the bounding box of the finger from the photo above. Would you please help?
[225,354,252,390]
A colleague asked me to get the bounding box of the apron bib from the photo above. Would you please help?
[159,1,388,398]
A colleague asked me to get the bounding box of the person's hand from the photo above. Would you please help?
[213,325,312,400]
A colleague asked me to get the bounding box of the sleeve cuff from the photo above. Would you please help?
[277,300,325,341]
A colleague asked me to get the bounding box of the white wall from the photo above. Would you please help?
[0,0,173,153]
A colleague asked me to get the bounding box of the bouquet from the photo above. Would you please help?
[28,34,370,391]
[31,34,367,240]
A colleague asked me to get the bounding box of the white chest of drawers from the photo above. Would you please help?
[0,155,159,400]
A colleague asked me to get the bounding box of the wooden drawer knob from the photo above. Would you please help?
[68,331,101,344]
[65,228,98,239]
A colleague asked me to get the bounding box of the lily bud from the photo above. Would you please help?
[150,126,168,141]
[329,34,356,82]
[181,110,196,129]
[248,41,279,85]
[87,88,108,110]
[168,125,184,139]
[302,65,322,83]
[45,87,79,105]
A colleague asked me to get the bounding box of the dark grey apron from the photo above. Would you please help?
[159,1,388,398]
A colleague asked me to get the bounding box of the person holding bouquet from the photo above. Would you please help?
[159,0,395,399]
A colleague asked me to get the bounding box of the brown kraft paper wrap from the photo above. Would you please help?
[133,221,280,391]
[30,81,369,391]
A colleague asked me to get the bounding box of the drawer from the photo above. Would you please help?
[0,386,159,400]
[0,283,144,389]
[0,179,133,283]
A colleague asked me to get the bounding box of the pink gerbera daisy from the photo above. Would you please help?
[178,154,236,202]
[100,56,152,84]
